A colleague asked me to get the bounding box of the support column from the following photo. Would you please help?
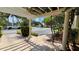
[28,19,32,40]
[62,12,70,50]
[57,7,60,11]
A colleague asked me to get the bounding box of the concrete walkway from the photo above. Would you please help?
[0,29,62,51]
[0,34,32,51]
[0,33,54,51]
[0,35,62,51]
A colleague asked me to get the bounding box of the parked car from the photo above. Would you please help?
[7,26,21,29]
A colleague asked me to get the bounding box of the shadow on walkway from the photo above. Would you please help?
[24,39,54,51]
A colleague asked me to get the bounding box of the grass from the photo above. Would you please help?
[31,32,38,36]
[16,30,21,34]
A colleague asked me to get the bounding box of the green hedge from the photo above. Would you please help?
[21,26,29,37]
[0,26,2,38]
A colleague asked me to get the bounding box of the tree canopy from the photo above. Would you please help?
[44,14,64,33]
[0,17,7,27]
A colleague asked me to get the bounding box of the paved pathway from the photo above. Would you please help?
[0,29,55,51]
[0,33,33,51]
[0,29,62,51]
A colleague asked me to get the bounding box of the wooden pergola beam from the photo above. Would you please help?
[0,7,66,19]
[37,8,64,18]
[38,7,46,13]
[0,7,37,19]
[48,7,52,11]
[32,8,43,14]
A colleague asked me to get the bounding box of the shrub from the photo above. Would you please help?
[21,26,29,37]
[20,18,29,37]
[0,26,2,38]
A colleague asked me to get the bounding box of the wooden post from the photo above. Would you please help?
[62,12,70,50]
[57,7,59,11]
[28,19,32,40]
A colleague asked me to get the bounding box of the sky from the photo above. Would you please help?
[8,15,20,23]
[8,15,44,23]
[32,17,44,23]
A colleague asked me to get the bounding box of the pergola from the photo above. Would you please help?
[0,7,76,50]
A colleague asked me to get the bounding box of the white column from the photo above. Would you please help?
[62,12,70,50]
